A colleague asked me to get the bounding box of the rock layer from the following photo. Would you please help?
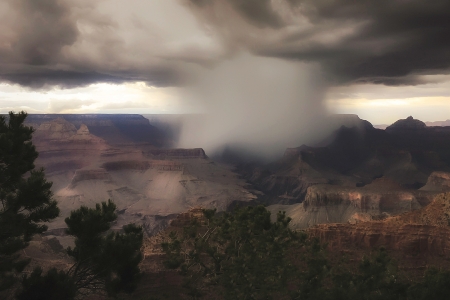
[308,193,450,258]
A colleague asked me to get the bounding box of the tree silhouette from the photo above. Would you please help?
[17,201,143,299]
[0,111,59,291]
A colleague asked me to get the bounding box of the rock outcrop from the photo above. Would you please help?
[102,160,184,172]
[69,169,111,187]
[308,193,450,258]
[77,124,90,135]
[420,171,450,192]
[146,148,207,159]
[267,180,433,229]
[23,114,166,146]
[34,118,77,140]
[242,115,450,230]
[68,124,106,144]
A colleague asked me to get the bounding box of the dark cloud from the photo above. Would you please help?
[187,0,450,85]
[224,0,283,28]
[8,0,78,65]
[282,0,450,84]
[187,0,283,28]
[0,0,193,88]
[1,70,125,89]
[0,68,182,89]
[2,0,450,88]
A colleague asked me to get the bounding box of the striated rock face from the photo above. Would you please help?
[77,124,90,135]
[5,114,257,244]
[420,171,450,192]
[32,120,108,167]
[308,193,450,257]
[68,124,106,144]
[48,155,256,233]
[242,114,450,232]
[238,152,331,204]
[309,222,450,256]
[102,160,183,171]
[34,118,77,140]
[267,177,439,229]
[146,148,207,159]
[304,184,421,214]
[22,114,166,146]
[33,118,106,145]
[69,169,111,187]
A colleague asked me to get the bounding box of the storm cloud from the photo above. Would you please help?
[0,0,212,88]
[186,0,450,85]
[1,0,450,88]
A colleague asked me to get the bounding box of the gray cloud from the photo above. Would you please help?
[0,0,206,88]
[1,0,450,88]
[188,0,283,28]
[186,0,450,85]
[4,0,78,65]
[0,68,181,89]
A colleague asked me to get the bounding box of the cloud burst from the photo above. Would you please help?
[1,0,449,88]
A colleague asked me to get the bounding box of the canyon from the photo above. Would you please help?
[19,114,256,242]
[238,115,450,229]
[307,192,450,273]
[12,113,450,299]
[20,113,450,236]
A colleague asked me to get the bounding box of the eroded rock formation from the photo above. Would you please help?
[69,169,111,187]
[308,193,450,259]
[146,148,207,159]
[102,160,184,172]
[34,118,77,140]
[243,115,450,229]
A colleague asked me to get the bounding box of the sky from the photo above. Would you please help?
[1,0,450,152]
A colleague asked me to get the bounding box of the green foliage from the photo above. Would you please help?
[164,207,450,300]
[65,200,144,296]
[327,248,408,300]
[65,200,117,262]
[0,111,59,291]
[162,206,303,299]
[16,267,77,300]
[14,201,144,299]
[103,223,144,294]
[291,237,330,300]
[408,268,450,300]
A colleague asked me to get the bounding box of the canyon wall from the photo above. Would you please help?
[308,193,450,258]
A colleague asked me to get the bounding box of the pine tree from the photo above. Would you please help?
[162,206,301,299]
[0,111,59,291]
[65,200,143,296]
[17,201,144,299]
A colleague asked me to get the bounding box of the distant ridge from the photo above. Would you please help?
[386,116,426,130]
[5,114,166,146]
[375,118,450,130]
[426,119,450,127]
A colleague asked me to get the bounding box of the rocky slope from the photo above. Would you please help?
[25,114,166,146]
[26,117,256,238]
[243,115,450,228]
[267,175,439,229]
[308,193,450,267]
